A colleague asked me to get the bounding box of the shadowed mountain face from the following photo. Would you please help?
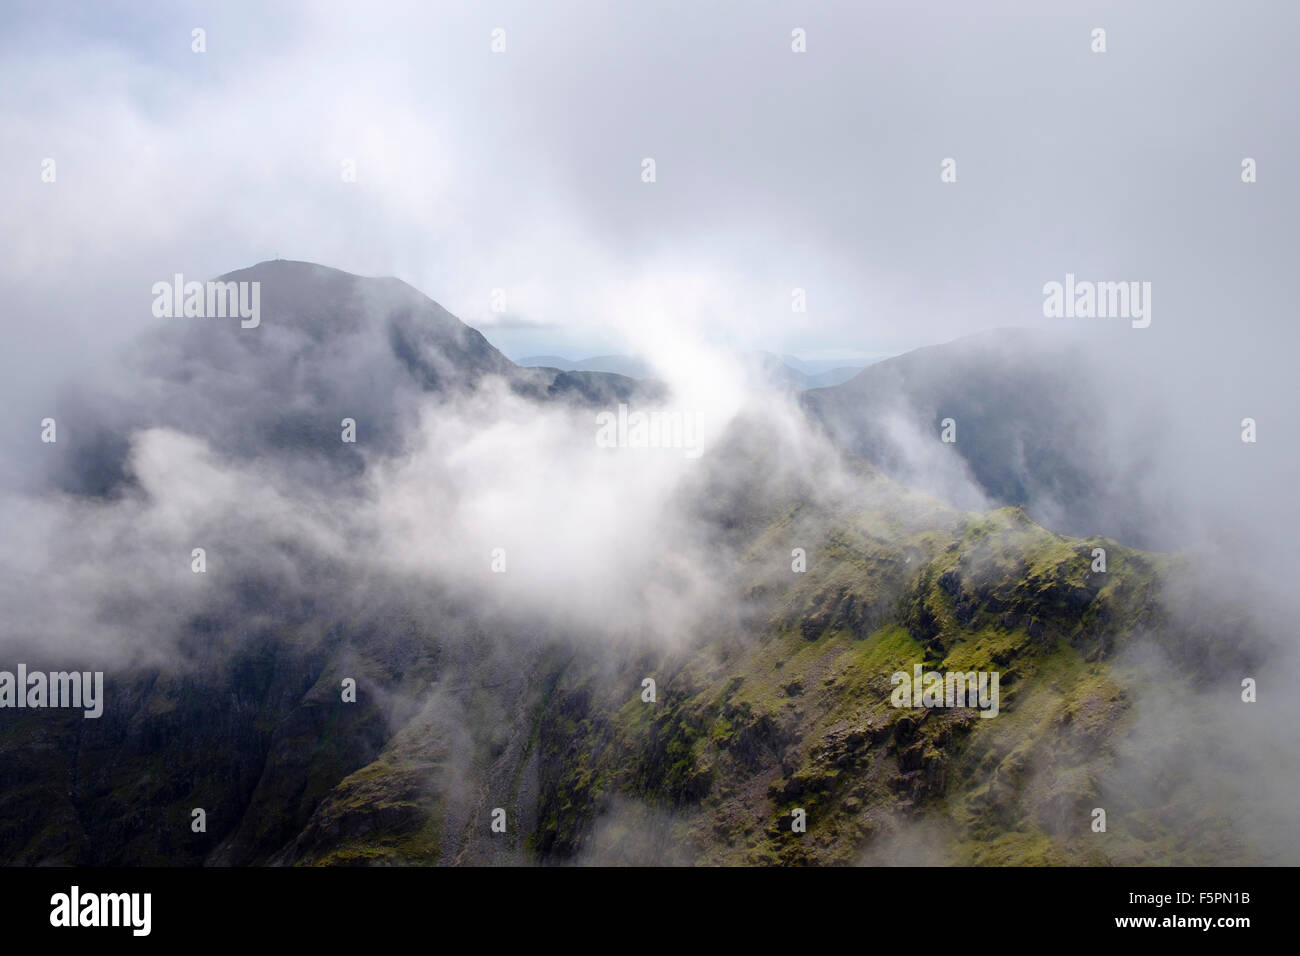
[2,263,1291,868]
[802,330,1193,549]
[40,261,653,497]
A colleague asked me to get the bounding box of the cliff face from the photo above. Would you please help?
[0,263,1277,867]
[0,480,1261,867]
[523,504,1263,866]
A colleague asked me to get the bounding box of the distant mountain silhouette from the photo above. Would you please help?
[46,261,656,496]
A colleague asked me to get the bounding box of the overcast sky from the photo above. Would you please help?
[2,5,1297,860]
[2,0,1296,386]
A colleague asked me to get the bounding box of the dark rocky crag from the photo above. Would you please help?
[0,262,1281,866]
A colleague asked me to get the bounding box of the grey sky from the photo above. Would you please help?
[2,0,1296,418]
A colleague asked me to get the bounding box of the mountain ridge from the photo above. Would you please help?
[1,261,1281,867]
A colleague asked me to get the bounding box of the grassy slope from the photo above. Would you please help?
[23,465,1244,867]
[524,495,1258,865]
